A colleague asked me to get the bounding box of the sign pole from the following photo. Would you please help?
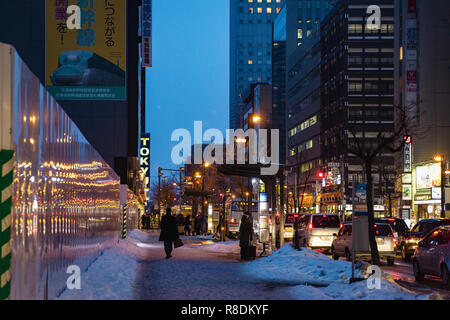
[0,150,13,300]
[351,176,356,281]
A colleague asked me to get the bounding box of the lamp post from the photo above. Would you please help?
[434,155,446,218]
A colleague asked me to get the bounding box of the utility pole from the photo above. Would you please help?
[179,168,183,216]
[158,167,162,220]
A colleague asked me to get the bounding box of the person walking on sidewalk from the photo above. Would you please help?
[239,211,253,260]
[159,207,179,259]
[184,215,192,236]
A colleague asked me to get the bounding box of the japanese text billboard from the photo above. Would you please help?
[416,163,441,190]
[46,0,127,100]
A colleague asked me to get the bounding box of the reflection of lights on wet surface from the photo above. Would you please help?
[136,242,161,249]
[188,241,215,246]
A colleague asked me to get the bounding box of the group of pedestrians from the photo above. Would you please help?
[159,208,211,259]
[183,214,208,236]
[159,207,256,261]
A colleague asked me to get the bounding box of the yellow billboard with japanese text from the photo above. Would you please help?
[46,0,126,100]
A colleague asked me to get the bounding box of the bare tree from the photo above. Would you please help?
[149,178,177,208]
[289,150,314,214]
[333,105,417,265]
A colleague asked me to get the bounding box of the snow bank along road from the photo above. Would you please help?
[59,230,438,300]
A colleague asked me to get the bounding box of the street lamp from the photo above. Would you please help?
[252,114,262,123]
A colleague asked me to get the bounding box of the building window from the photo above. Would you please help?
[267,7,272,13]
[348,24,363,34]
[381,24,394,34]
[348,82,362,92]
[257,7,262,13]
[297,28,303,39]
[249,7,254,14]
[248,60,253,64]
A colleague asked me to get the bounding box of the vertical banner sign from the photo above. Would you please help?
[121,204,128,239]
[141,0,152,67]
[140,133,150,201]
[46,0,127,100]
[404,136,412,172]
[0,150,14,300]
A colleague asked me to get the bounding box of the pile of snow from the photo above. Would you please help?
[58,245,138,300]
[243,244,353,286]
[242,244,430,300]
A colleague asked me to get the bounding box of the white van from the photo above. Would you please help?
[294,214,341,251]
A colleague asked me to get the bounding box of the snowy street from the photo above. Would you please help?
[58,230,438,300]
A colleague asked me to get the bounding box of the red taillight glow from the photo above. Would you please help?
[393,237,397,249]
[308,223,313,230]
[340,224,343,229]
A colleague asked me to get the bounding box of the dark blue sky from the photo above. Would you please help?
[146,0,229,181]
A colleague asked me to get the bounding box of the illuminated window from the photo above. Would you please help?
[257,0,262,2]
[248,60,253,64]
[249,7,253,13]
[297,28,303,39]
[267,7,272,13]
[257,7,262,13]
[248,0,253,2]
[276,7,281,13]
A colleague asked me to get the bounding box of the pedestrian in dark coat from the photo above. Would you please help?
[239,211,253,260]
[184,215,192,236]
[195,215,202,236]
[159,207,179,259]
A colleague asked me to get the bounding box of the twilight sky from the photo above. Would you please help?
[146,0,229,182]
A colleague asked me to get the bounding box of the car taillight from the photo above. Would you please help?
[393,237,397,249]
[308,223,313,230]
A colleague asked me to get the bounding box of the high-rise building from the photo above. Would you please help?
[0,0,147,196]
[394,0,450,220]
[230,0,285,130]
[272,3,287,165]
[285,0,335,57]
[282,0,334,213]
[320,0,396,216]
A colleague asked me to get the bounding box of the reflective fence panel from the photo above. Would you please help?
[0,43,137,299]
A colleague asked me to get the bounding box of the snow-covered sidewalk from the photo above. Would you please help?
[58,230,432,300]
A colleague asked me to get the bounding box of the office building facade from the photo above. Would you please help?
[230,0,285,130]
[320,0,396,216]
[0,0,147,196]
[394,0,450,220]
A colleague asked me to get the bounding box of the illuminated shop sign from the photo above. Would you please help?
[416,163,441,190]
[141,0,152,67]
[140,133,150,200]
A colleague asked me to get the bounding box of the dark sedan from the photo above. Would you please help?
[400,219,450,261]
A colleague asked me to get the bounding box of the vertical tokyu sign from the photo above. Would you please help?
[140,133,150,201]
[46,0,127,100]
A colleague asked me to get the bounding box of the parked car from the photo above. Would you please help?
[284,214,297,240]
[400,219,450,261]
[294,214,340,251]
[375,218,409,251]
[413,226,450,288]
[331,222,397,265]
